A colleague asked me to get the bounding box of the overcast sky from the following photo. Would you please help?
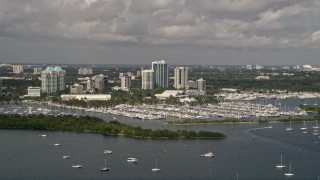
[1,0,320,65]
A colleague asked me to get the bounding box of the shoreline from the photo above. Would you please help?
[166,118,319,126]
[0,114,226,139]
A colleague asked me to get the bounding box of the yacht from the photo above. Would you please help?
[72,165,83,168]
[200,151,215,157]
[127,158,138,163]
[62,155,71,159]
[104,150,112,154]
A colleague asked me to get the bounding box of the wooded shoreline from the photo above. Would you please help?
[0,114,226,139]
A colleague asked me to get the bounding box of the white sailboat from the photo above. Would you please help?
[300,120,307,130]
[54,137,60,146]
[152,158,161,172]
[300,120,307,133]
[100,158,110,171]
[276,154,286,168]
[286,120,293,131]
[313,120,319,129]
[284,163,294,176]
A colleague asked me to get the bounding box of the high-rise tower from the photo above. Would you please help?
[141,69,154,90]
[41,66,66,94]
[94,74,108,92]
[152,60,169,88]
[174,67,189,90]
[196,78,206,92]
[120,75,131,91]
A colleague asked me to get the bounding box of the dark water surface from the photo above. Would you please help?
[0,121,319,180]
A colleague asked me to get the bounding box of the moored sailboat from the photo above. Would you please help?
[276,154,286,168]
[286,120,293,131]
[313,120,319,129]
[100,158,110,171]
[300,120,307,130]
[152,158,160,172]
[284,163,294,176]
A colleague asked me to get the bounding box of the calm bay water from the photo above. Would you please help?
[1,122,319,179]
[1,100,320,179]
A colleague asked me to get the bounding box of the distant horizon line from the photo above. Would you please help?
[1,62,318,67]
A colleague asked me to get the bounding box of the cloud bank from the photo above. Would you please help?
[1,0,320,64]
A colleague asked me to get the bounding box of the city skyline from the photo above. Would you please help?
[1,0,320,65]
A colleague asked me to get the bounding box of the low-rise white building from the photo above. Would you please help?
[255,76,270,80]
[61,94,111,101]
[155,90,183,100]
[27,87,41,97]
[78,68,93,75]
[283,73,294,76]
[70,84,83,94]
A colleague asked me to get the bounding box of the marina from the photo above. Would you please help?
[0,94,316,121]
[0,94,320,179]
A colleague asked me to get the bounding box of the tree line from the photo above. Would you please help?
[0,114,226,139]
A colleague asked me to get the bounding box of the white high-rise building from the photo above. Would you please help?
[12,65,23,74]
[174,67,189,90]
[142,69,154,90]
[196,78,206,92]
[120,76,131,91]
[152,60,169,88]
[94,74,108,92]
[86,79,94,92]
[41,66,66,94]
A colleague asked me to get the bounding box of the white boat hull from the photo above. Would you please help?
[152,168,161,172]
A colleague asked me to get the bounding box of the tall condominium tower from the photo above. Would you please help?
[141,69,154,90]
[174,67,189,90]
[152,60,169,88]
[196,78,206,92]
[94,74,108,92]
[41,66,66,94]
[120,75,131,91]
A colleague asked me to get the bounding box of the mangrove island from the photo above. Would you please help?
[0,114,226,139]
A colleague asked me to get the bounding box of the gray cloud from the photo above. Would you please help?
[1,0,320,65]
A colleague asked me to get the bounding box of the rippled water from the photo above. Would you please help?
[0,121,319,179]
[1,99,319,179]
